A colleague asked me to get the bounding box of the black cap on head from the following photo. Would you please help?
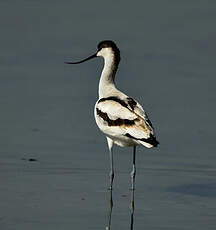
[97,40,119,51]
[97,40,120,65]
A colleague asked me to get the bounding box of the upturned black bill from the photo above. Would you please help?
[65,53,97,64]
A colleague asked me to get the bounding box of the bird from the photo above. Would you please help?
[65,40,159,190]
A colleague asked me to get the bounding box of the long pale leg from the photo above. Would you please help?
[106,137,114,190]
[130,146,136,190]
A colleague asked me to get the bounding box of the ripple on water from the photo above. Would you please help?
[168,183,216,197]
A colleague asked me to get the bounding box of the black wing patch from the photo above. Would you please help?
[125,133,159,147]
[98,96,128,108]
[96,108,136,126]
[127,97,137,110]
[98,96,137,111]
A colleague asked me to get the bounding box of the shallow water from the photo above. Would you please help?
[0,1,216,229]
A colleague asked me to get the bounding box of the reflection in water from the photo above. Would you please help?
[106,189,113,230]
[105,189,135,230]
[130,189,135,230]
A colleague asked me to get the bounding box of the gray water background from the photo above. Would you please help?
[0,0,216,229]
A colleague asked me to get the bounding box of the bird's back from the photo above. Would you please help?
[94,91,158,148]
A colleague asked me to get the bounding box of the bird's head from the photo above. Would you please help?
[65,40,120,65]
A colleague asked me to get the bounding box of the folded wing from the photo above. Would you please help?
[96,96,158,147]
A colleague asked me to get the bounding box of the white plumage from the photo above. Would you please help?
[66,40,159,190]
[94,96,153,148]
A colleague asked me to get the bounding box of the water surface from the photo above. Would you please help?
[0,1,216,229]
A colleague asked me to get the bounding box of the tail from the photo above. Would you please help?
[139,135,159,148]
[143,134,159,147]
[125,133,159,148]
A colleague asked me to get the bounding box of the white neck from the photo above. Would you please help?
[98,54,118,98]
